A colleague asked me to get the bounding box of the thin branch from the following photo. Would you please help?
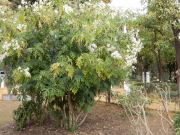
[78,113,88,127]
[157,108,173,127]
[76,109,83,121]
[130,107,153,135]
[160,91,174,124]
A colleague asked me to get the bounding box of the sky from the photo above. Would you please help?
[110,0,145,12]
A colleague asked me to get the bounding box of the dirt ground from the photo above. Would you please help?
[0,100,21,126]
[0,87,7,100]
[0,101,176,135]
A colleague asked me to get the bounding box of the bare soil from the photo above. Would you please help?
[0,101,176,135]
[0,100,21,126]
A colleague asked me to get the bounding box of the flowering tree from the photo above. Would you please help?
[0,0,141,130]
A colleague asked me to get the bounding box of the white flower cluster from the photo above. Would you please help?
[2,41,11,51]
[63,5,73,14]
[79,1,118,18]
[107,44,116,51]
[0,6,5,16]
[66,20,73,25]
[106,44,122,59]
[12,39,20,50]
[2,39,20,51]
[18,67,31,77]
[21,0,27,4]
[1,18,6,22]
[108,4,118,19]
[0,52,9,62]
[124,31,142,67]
[17,24,27,30]
[0,6,6,22]
[125,55,137,67]
[92,20,102,29]
[18,0,28,9]
[111,51,122,59]
[32,1,42,15]
[0,11,5,15]
[88,43,97,52]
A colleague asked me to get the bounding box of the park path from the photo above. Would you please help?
[0,88,7,100]
[95,88,180,112]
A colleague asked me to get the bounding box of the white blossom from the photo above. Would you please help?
[67,20,73,25]
[111,51,122,59]
[84,2,93,6]
[2,19,6,21]
[39,0,44,5]
[39,5,43,9]
[17,24,27,30]
[88,43,97,52]
[0,52,9,62]
[12,39,20,50]
[25,71,30,77]
[46,2,51,6]
[54,9,58,14]
[18,67,31,77]
[21,0,27,5]
[107,44,116,51]
[1,11,5,15]
[63,5,73,14]
[18,67,21,71]
[18,5,22,9]
[2,41,11,51]
[13,18,17,24]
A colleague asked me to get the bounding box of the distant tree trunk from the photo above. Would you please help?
[152,30,163,82]
[135,53,144,82]
[107,86,111,106]
[171,22,180,108]
[174,36,180,108]
[3,67,12,101]
[151,48,163,82]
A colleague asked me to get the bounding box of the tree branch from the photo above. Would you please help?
[78,113,88,127]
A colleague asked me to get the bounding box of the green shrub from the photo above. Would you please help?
[173,112,180,134]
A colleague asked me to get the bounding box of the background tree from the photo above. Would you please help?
[137,14,176,82]
[139,0,180,106]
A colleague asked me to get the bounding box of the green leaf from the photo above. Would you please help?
[87,106,92,113]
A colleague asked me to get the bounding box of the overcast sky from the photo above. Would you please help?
[110,0,145,12]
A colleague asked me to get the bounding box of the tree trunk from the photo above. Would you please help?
[151,49,163,82]
[174,38,180,108]
[177,70,180,108]
[138,54,144,82]
[158,49,163,82]
[172,22,180,107]
[107,87,111,106]
[152,31,163,82]
[3,67,12,101]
